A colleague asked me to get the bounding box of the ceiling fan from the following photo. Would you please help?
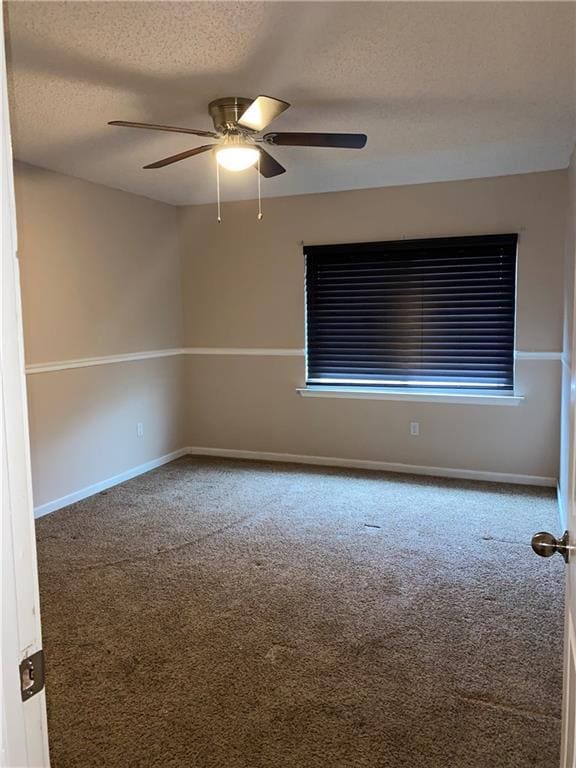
[108,95,368,177]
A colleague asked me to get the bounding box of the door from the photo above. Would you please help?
[561,382,576,766]
[1,10,50,767]
[534,155,576,767]
[560,159,576,768]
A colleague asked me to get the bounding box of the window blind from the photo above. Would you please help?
[305,234,518,391]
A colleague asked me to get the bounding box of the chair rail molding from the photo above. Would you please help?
[25,348,185,374]
[514,351,563,361]
[183,347,304,356]
[25,347,560,374]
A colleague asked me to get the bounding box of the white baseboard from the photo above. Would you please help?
[34,445,557,518]
[186,446,557,487]
[33,448,188,518]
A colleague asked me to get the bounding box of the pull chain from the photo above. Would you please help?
[257,153,263,221]
[216,152,262,223]
[216,156,222,223]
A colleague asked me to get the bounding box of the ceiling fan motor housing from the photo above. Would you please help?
[208,97,254,134]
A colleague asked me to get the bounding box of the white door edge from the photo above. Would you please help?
[0,9,50,766]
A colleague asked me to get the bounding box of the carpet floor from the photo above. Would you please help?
[36,457,564,768]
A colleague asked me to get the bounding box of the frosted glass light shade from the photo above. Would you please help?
[216,146,260,172]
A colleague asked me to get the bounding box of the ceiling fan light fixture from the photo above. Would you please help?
[216,145,260,172]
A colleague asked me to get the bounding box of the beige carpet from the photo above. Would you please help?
[36,457,564,768]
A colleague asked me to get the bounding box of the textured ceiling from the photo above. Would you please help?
[5,1,576,206]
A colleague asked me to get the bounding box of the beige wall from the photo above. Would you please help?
[180,171,568,480]
[181,172,566,352]
[14,163,185,508]
[27,357,186,507]
[17,163,570,508]
[15,162,183,362]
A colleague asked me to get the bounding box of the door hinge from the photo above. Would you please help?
[19,649,45,701]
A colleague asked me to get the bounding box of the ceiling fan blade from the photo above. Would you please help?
[264,132,367,149]
[143,144,214,169]
[238,96,290,132]
[109,121,218,138]
[257,148,286,178]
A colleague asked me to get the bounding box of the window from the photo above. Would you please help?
[305,234,518,393]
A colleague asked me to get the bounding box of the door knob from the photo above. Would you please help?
[531,530,571,564]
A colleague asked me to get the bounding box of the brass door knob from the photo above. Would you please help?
[531,531,571,564]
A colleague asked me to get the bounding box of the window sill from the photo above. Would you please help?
[297,386,524,406]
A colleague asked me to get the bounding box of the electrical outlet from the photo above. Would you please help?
[137,422,144,438]
[410,421,420,436]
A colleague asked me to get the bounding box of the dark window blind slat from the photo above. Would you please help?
[305,234,517,391]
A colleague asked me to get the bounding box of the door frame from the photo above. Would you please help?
[1,10,50,766]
